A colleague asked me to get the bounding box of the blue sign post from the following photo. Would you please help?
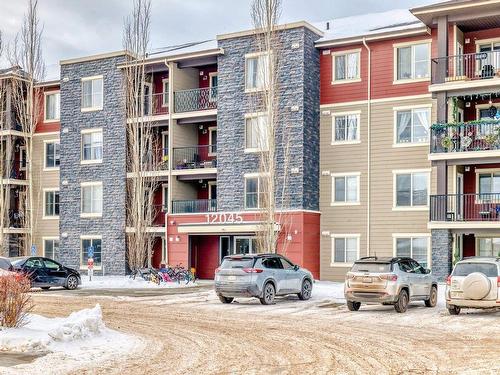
[31,245,37,256]
[87,245,94,281]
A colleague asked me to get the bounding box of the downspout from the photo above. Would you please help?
[362,37,371,257]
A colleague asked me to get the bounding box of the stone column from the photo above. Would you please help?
[431,229,453,281]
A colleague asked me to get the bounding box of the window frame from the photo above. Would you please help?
[474,168,500,203]
[393,40,431,84]
[475,236,500,257]
[244,112,269,153]
[43,237,60,259]
[331,49,361,84]
[161,78,169,107]
[244,172,268,210]
[19,146,27,171]
[244,51,270,92]
[44,139,60,170]
[80,181,103,218]
[331,111,361,145]
[330,234,360,267]
[392,169,431,211]
[331,172,360,206]
[208,126,217,156]
[80,235,102,270]
[43,188,60,219]
[81,128,103,164]
[393,105,432,147]
[392,234,431,268]
[81,75,104,112]
[44,90,60,122]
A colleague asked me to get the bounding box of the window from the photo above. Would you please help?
[395,107,430,145]
[394,171,429,208]
[245,114,268,152]
[44,238,59,259]
[81,237,102,268]
[394,236,429,268]
[162,79,169,107]
[332,173,359,204]
[81,76,103,110]
[262,257,283,269]
[234,236,259,255]
[396,43,430,81]
[333,51,360,82]
[43,259,61,270]
[331,235,359,264]
[245,174,267,209]
[45,141,60,169]
[44,190,60,217]
[209,73,218,101]
[44,92,60,121]
[20,146,27,171]
[81,182,103,216]
[333,113,359,143]
[209,127,217,155]
[477,238,500,257]
[477,41,500,74]
[477,171,500,199]
[245,53,269,90]
[81,129,103,162]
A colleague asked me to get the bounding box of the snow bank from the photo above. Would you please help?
[80,275,197,289]
[0,305,143,374]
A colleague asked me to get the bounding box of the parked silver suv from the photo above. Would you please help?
[344,257,438,313]
[446,257,500,315]
[215,254,314,305]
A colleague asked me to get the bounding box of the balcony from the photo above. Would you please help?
[152,204,166,226]
[173,87,217,113]
[173,145,216,170]
[172,199,217,214]
[142,92,169,117]
[1,160,27,181]
[430,193,500,223]
[430,121,500,157]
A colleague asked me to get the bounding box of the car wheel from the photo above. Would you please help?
[41,287,50,290]
[425,285,438,307]
[65,275,78,290]
[347,300,361,311]
[448,305,461,315]
[298,279,312,300]
[394,289,409,313]
[260,282,276,305]
[218,295,233,304]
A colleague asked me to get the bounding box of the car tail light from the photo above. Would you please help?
[380,274,398,281]
[497,276,500,287]
[346,273,355,280]
[243,268,263,273]
[215,267,220,274]
[446,275,452,285]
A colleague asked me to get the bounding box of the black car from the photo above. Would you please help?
[0,256,13,272]
[10,257,81,290]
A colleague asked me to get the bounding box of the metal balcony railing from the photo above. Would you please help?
[171,199,217,214]
[1,160,27,180]
[152,204,167,226]
[0,111,22,131]
[173,145,217,170]
[141,92,169,116]
[432,50,500,84]
[430,121,500,154]
[7,209,25,228]
[173,87,217,113]
[430,193,500,222]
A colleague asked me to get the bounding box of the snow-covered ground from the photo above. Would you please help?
[80,275,198,289]
[0,305,143,374]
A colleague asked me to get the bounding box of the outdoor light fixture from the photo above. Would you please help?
[61,232,68,238]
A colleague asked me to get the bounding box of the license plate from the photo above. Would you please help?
[227,275,237,281]
[363,277,372,283]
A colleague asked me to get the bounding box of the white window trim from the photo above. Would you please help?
[475,38,500,52]
[331,49,362,85]
[43,139,60,171]
[81,128,103,164]
[244,172,269,210]
[80,235,102,270]
[43,90,60,123]
[330,234,360,267]
[42,237,60,258]
[80,181,103,218]
[42,188,60,220]
[393,40,432,85]
[392,233,431,268]
[244,112,269,153]
[331,172,361,206]
[474,168,500,203]
[208,126,217,156]
[208,181,217,200]
[474,236,500,257]
[162,183,168,211]
[244,51,270,93]
[392,169,431,211]
[331,111,361,145]
[81,75,104,112]
[161,78,169,107]
[19,146,26,171]
[392,104,432,148]
[476,103,498,120]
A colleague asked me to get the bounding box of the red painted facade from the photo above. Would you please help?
[35,84,61,134]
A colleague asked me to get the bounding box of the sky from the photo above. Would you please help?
[0,0,439,80]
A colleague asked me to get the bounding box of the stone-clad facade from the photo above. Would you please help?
[59,54,127,275]
[216,26,321,212]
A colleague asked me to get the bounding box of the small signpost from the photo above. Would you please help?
[31,244,37,256]
[87,245,94,282]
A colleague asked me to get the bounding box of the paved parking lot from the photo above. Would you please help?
[29,283,500,374]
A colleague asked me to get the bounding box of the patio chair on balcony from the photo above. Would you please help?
[481,64,495,79]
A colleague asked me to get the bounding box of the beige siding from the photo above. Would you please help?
[172,119,197,148]
[170,64,198,92]
[32,133,60,256]
[320,97,437,281]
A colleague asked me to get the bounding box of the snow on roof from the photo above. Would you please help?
[147,39,219,60]
[315,9,426,44]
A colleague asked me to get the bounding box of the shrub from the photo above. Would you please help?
[0,274,33,328]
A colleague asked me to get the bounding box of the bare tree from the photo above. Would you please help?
[123,0,160,272]
[8,0,45,255]
[250,0,293,254]
[0,30,7,256]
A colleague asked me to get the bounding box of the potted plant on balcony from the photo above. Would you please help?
[484,133,498,149]
[441,135,454,152]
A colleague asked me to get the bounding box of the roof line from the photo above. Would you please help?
[217,21,323,41]
[60,50,133,66]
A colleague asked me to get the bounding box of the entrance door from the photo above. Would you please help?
[219,236,230,263]
[456,173,464,220]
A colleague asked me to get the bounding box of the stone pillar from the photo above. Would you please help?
[431,229,453,281]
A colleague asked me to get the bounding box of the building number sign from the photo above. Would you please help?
[205,213,243,224]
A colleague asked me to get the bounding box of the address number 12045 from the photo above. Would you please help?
[205,213,243,224]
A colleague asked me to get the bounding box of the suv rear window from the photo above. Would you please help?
[453,263,498,277]
[351,263,392,273]
[0,258,11,270]
[220,258,255,269]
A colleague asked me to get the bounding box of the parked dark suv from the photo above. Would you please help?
[0,256,13,272]
[11,257,81,290]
